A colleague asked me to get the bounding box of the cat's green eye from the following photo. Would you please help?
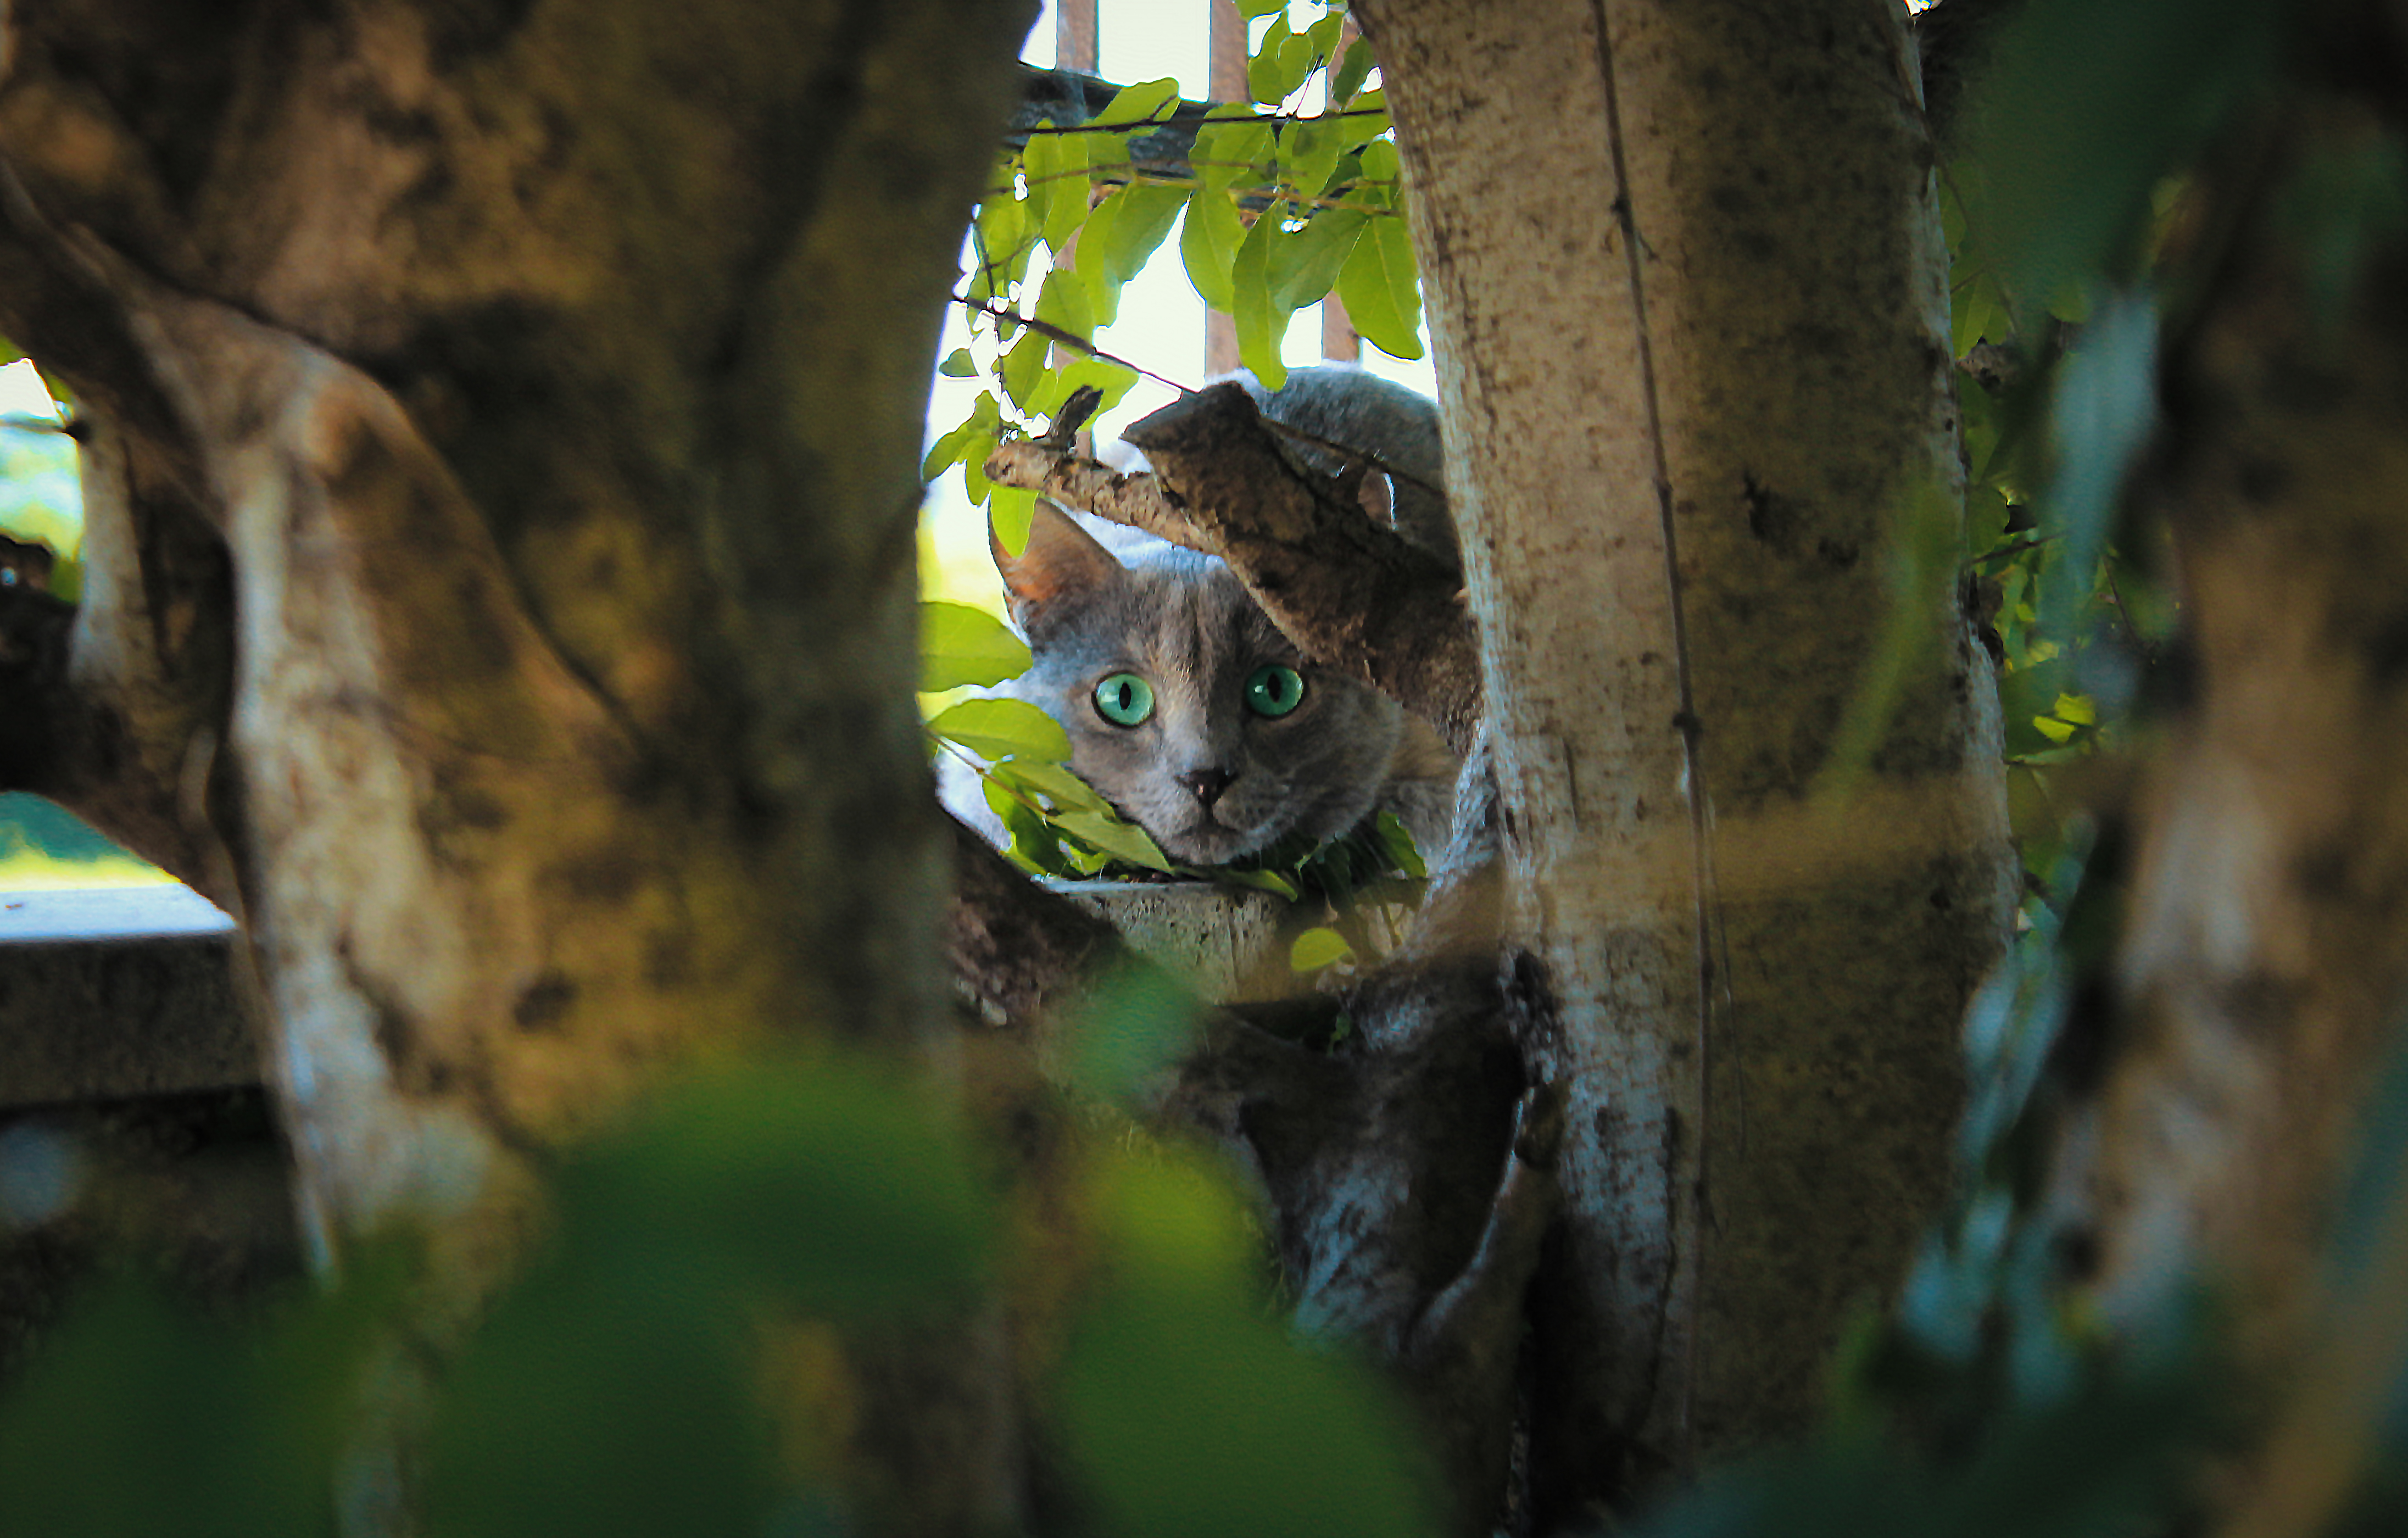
[1093,672,1155,727]
[1245,665,1306,719]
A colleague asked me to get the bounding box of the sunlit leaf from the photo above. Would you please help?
[937,347,977,378]
[1032,356,1141,420]
[928,696,1072,762]
[1304,11,1347,68]
[1281,114,1348,203]
[1195,112,1275,200]
[1271,207,1368,310]
[1090,77,1182,132]
[972,192,1036,302]
[1055,809,1172,872]
[1247,15,1297,104]
[1024,126,1091,254]
[1275,29,1319,101]
[919,601,1031,693]
[995,756,1111,814]
[989,485,1037,556]
[1233,211,1287,389]
[1079,181,1190,302]
[1331,32,1376,105]
[999,329,1050,413]
[1036,267,1099,347]
[1289,927,1354,972]
[1337,212,1423,360]
[1182,187,1246,313]
[922,392,1002,482]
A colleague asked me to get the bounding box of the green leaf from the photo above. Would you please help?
[1337,213,1423,359]
[561,1063,999,1319]
[991,779,1073,876]
[1375,811,1428,882]
[1274,29,1318,100]
[988,485,1037,556]
[1195,112,1275,200]
[1233,0,1286,18]
[1304,10,1347,68]
[994,756,1112,815]
[1233,211,1287,390]
[1212,866,1300,900]
[1357,135,1401,189]
[1270,207,1368,310]
[922,422,974,482]
[1024,126,1091,254]
[927,697,1072,762]
[971,192,1036,303]
[937,347,977,378]
[1181,188,1246,313]
[1031,356,1140,420]
[1090,77,1182,132]
[1289,927,1355,972]
[1079,181,1190,297]
[919,601,1031,693]
[1331,32,1375,104]
[1247,15,1296,104]
[1281,114,1348,204]
[1035,267,1099,347]
[922,392,1002,482]
[999,328,1050,413]
[1055,810,1173,872]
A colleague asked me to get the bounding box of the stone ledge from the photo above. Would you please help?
[0,881,1303,1108]
[0,887,250,1110]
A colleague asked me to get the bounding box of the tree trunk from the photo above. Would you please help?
[0,0,1035,1526]
[1358,0,2015,1509]
[2067,92,2408,1388]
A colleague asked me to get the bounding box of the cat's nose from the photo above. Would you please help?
[1176,767,1236,809]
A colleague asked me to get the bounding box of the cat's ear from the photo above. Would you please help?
[1356,467,1395,528]
[993,500,1123,629]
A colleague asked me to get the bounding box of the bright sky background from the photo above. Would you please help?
[921,0,1436,608]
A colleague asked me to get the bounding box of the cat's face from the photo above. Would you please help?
[996,504,1404,865]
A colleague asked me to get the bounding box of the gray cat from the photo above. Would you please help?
[956,365,1456,868]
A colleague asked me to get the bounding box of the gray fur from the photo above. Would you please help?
[953,365,1455,867]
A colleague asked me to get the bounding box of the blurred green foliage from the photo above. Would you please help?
[0,1056,1439,1535]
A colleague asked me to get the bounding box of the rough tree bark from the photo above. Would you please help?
[0,1,1036,1527]
[1356,0,2015,1513]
